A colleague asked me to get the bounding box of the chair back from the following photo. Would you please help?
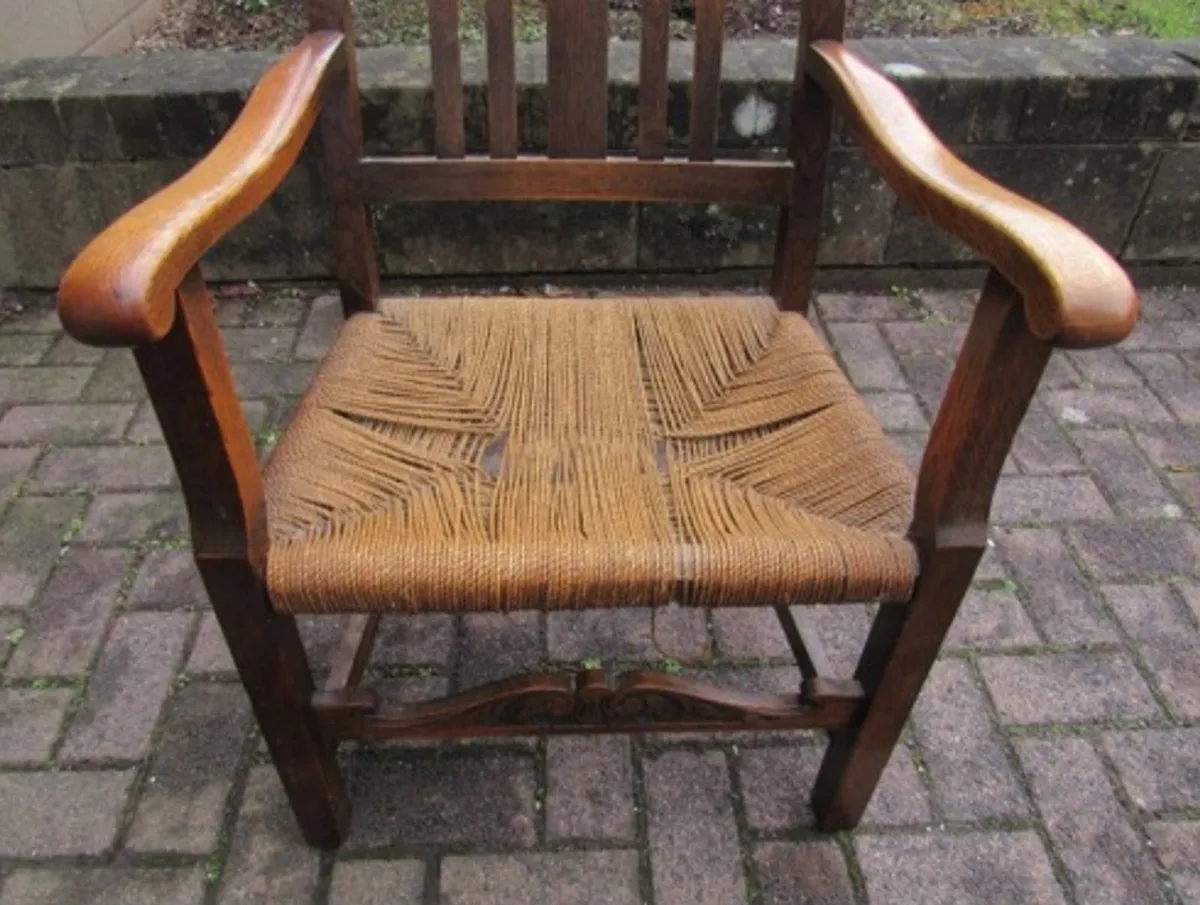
[305,0,848,311]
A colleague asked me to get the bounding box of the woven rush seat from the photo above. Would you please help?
[263,295,917,613]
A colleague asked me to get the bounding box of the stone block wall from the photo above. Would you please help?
[0,36,1197,289]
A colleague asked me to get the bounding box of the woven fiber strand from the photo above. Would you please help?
[264,295,917,613]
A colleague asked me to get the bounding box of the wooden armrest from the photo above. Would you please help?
[807,41,1137,349]
[58,32,347,347]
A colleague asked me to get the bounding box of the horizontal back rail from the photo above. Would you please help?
[357,157,792,204]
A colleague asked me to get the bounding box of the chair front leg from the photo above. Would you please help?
[811,268,1052,829]
[196,555,349,847]
[135,266,349,847]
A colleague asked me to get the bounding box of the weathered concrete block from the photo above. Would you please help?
[0,159,191,287]
[854,40,943,128]
[885,144,1160,265]
[0,60,71,167]
[962,41,1038,144]
[0,36,1195,288]
[1125,146,1200,261]
[637,150,895,271]
[820,150,898,265]
[0,165,106,286]
[207,159,331,280]
[9,56,125,163]
[1098,38,1199,141]
[714,42,795,150]
[638,203,777,271]
[375,201,637,275]
[1009,39,1107,143]
[144,53,264,159]
[357,45,435,155]
[894,39,985,146]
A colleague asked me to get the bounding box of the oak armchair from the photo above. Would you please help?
[57,0,1136,848]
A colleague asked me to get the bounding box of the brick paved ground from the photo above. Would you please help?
[1,283,1198,905]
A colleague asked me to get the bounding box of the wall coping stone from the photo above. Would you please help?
[0,36,1197,167]
[1,37,1196,287]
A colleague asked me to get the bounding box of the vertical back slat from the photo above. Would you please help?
[546,0,609,158]
[637,0,670,159]
[305,0,379,314]
[428,0,465,158]
[689,0,725,161]
[770,0,847,314]
[485,0,518,157]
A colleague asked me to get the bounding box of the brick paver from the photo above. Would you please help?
[346,751,539,849]
[1019,737,1167,905]
[856,831,1067,905]
[0,867,206,905]
[754,841,856,905]
[6,547,132,677]
[980,650,1161,724]
[645,750,746,905]
[58,611,191,764]
[1147,822,1200,905]
[546,735,637,843]
[126,682,252,854]
[127,549,206,607]
[78,491,187,543]
[185,612,236,676]
[1,286,1197,905]
[440,852,642,905]
[215,765,321,905]
[912,658,1031,820]
[1102,729,1200,812]
[0,687,73,765]
[547,606,710,663]
[0,769,134,856]
[328,860,425,905]
[738,743,931,829]
[0,403,135,444]
[0,495,86,611]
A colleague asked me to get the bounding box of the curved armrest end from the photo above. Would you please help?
[59,232,179,347]
[808,41,1138,349]
[57,31,346,347]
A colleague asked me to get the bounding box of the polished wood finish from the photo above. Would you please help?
[637,0,671,159]
[689,0,726,161]
[313,667,865,741]
[485,0,518,157]
[770,0,845,315]
[812,269,1053,829]
[135,267,348,848]
[807,42,1138,348]
[428,0,466,158]
[58,34,346,346]
[358,157,792,203]
[307,2,380,316]
[546,0,609,158]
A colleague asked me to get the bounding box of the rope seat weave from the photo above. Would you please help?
[264,295,917,613]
